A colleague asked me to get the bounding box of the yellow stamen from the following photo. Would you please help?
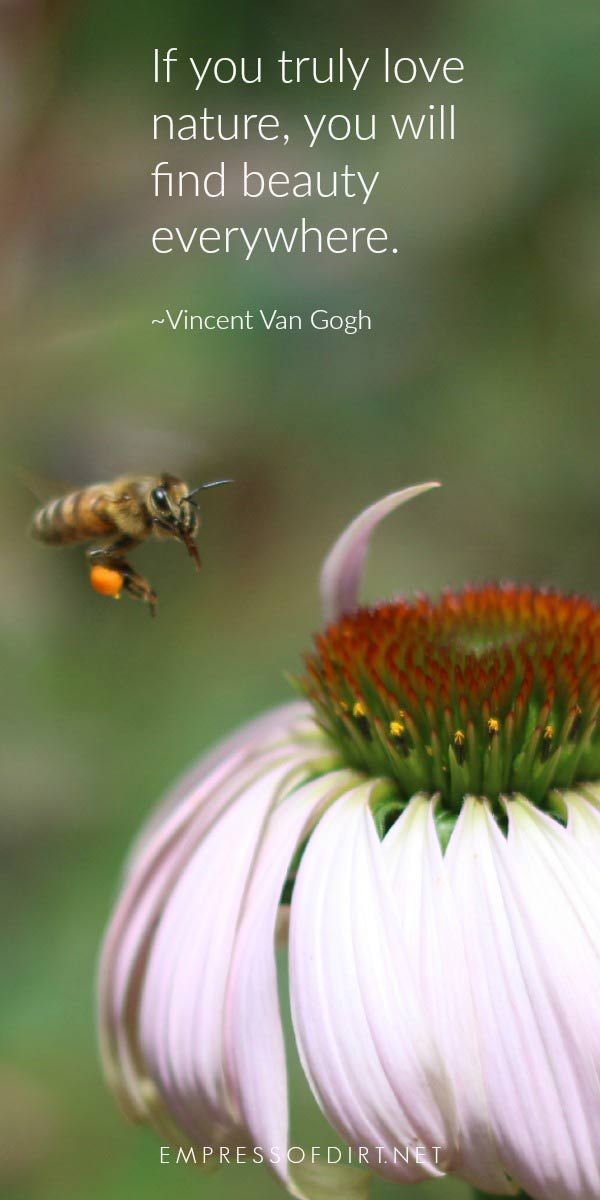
[390,720,405,738]
[454,729,466,747]
[353,701,366,719]
[543,724,555,741]
[487,717,500,736]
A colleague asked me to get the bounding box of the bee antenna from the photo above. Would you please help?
[184,479,234,504]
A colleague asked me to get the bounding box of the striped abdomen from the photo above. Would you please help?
[31,486,115,546]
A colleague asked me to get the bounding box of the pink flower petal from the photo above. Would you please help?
[383,797,514,1193]
[98,702,322,1126]
[102,755,292,1122]
[99,749,258,1121]
[137,754,317,1147]
[127,701,314,866]
[446,796,600,1200]
[224,769,361,1188]
[319,483,440,624]
[289,783,453,1182]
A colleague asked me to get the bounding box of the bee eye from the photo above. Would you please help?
[152,486,170,513]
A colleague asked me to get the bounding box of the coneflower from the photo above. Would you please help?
[99,483,600,1200]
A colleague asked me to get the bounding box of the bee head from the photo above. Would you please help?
[149,477,233,570]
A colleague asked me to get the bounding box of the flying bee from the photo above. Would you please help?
[30,474,233,615]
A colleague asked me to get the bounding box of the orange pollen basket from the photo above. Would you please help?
[89,564,124,599]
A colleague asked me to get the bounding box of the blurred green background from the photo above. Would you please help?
[1,1,599,1198]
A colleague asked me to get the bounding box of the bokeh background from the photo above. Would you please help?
[1,1,599,1198]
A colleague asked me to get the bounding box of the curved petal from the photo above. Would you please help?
[126,701,315,866]
[137,754,317,1148]
[383,797,514,1193]
[98,704,325,1125]
[565,787,600,844]
[224,769,361,1189]
[446,796,600,1200]
[319,483,440,624]
[99,747,300,1122]
[289,783,454,1183]
[98,746,249,1119]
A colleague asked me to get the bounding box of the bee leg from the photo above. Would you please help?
[87,540,158,616]
[119,567,158,617]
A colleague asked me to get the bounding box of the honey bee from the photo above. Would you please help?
[31,474,232,615]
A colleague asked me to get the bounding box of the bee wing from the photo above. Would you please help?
[12,464,76,503]
[14,466,128,507]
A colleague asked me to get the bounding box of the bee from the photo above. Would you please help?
[31,474,232,615]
